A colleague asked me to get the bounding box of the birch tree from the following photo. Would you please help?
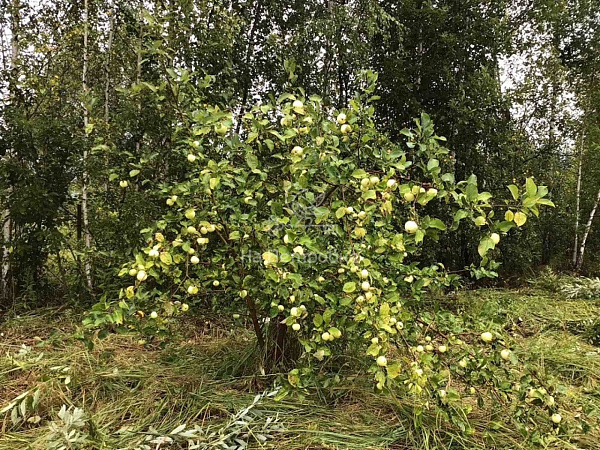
[103,1,116,125]
[1,0,20,299]
[576,188,600,271]
[103,0,117,192]
[573,136,584,267]
[82,0,93,290]
[135,1,142,155]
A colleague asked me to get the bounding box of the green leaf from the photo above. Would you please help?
[129,169,140,177]
[362,190,376,200]
[329,327,342,339]
[466,183,478,202]
[278,246,292,263]
[525,178,537,197]
[340,296,353,306]
[113,309,123,325]
[277,93,295,103]
[32,390,41,409]
[246,131,259,143]
[379,302,390,318]
[387,362,402,379]
[314,207,330,224]
[496,221,514,232]
[415,229,425,244]
[351,169,368,179]
[428,218,446,230]
[313,314,323,327]
[514,211,527,227]
[313,294,325,305]
[478,237,495,257]
[367,343,380,357]
[441,173,455,183]
[454,210,468,222]
[262,252,278,265]
[477,192,492,202]
[159,252,172,265]
[427,159,439,171]
[508,185,519,200]
[246,153,259,170]
[343,282,356,293]
[537,198,555,207]
[335,207,347,219]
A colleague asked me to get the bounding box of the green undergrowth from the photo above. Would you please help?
[1,289,599,449]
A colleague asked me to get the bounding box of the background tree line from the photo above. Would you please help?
[0,0,599,307]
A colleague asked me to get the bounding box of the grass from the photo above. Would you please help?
[0,288,599,449]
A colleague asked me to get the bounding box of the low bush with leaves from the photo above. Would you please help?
[84,69,571,443]
[139,389,282,449]
[527,266,563,292]
[47,406,88,450]
[561,277,600,299]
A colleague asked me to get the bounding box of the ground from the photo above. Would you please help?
[1,288,599,449]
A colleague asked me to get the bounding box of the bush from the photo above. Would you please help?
[85,70,574,441]
[561,277,600,299]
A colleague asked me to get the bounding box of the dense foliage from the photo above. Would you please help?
[1,0,599,306]
[80,69,572,441]
[1,0,599,446]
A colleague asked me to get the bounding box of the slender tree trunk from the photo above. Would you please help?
[56,250,68,292]
[572,137,584,267]
[81,0,93,291]
[416,0,424,88]
[104,3,116,123]
[103,1,116,193]
[235,0,261,133]
[2,0,20,300]
[576,188,600,271]
[135,1,143,155]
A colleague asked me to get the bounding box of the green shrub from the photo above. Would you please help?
[85,70,573,442]
[561,277,600,299]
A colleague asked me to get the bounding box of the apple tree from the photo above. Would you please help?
[85,70,573,441]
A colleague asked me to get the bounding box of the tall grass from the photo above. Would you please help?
[1,289,599,449]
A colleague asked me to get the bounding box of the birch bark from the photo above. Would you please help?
[572,137,584,267]
[82,0,93,290]
[576,188,600,271]
[2,0,20,299]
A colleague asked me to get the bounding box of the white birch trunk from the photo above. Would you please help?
[104,2,116,124]
[135,1,142,155]
[82,0,93,290]
[576,188,600,271]
[103,1,116,192]
[572,138,584,267]
[2,0,20,298]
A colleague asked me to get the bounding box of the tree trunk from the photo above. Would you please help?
[264,319,302,373]
[103,2,115,124]
[135,1,143,154]
[576,188,600,271]
[2,0,20,300]
[572,137,584,267]
[542,230,551,265]
[235,0,261,133]
[103,1,116,193]
[82,0,93,291]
